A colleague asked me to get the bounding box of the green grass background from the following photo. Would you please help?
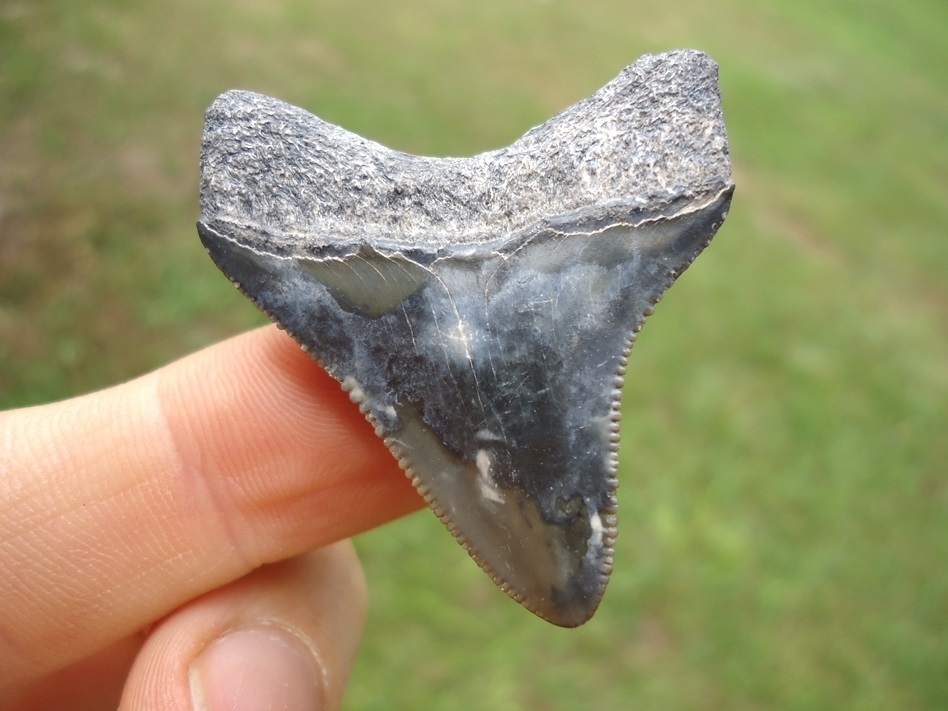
[2,0,946,708]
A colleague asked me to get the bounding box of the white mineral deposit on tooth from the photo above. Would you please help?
[198,49,734,627]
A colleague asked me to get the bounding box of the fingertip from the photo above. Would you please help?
[154,326,424,557]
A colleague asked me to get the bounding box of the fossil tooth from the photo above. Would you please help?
[197,49,733,627]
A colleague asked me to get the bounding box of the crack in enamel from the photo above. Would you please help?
[197,49,733,626]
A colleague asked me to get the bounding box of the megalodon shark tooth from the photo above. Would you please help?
[197,49,733,627]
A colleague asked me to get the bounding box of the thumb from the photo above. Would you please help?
[122,543,366,711]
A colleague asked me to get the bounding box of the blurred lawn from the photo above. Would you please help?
[2,0,946,708]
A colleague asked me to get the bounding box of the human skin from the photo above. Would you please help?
[0,326,424,710]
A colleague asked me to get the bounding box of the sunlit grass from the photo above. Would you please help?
[1,0,946,707]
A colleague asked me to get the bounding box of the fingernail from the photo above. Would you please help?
[189,627,325,711]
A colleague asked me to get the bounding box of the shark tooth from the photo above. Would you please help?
[197,49,733,627]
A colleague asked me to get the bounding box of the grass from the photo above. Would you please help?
[2,0,946,708]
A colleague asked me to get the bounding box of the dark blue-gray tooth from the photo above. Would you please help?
[197,49,733,627]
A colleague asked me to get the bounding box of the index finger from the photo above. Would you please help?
[0,326,422,694]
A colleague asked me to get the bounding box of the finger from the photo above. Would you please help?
[0,326,422,694]
[121,542,366,711]
[3,635,145,711]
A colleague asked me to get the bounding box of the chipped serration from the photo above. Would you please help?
[197,49,733,627]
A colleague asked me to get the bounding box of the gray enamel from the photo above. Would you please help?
[198,49,733,627]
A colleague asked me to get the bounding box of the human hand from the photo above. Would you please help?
[0,326,424,710]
